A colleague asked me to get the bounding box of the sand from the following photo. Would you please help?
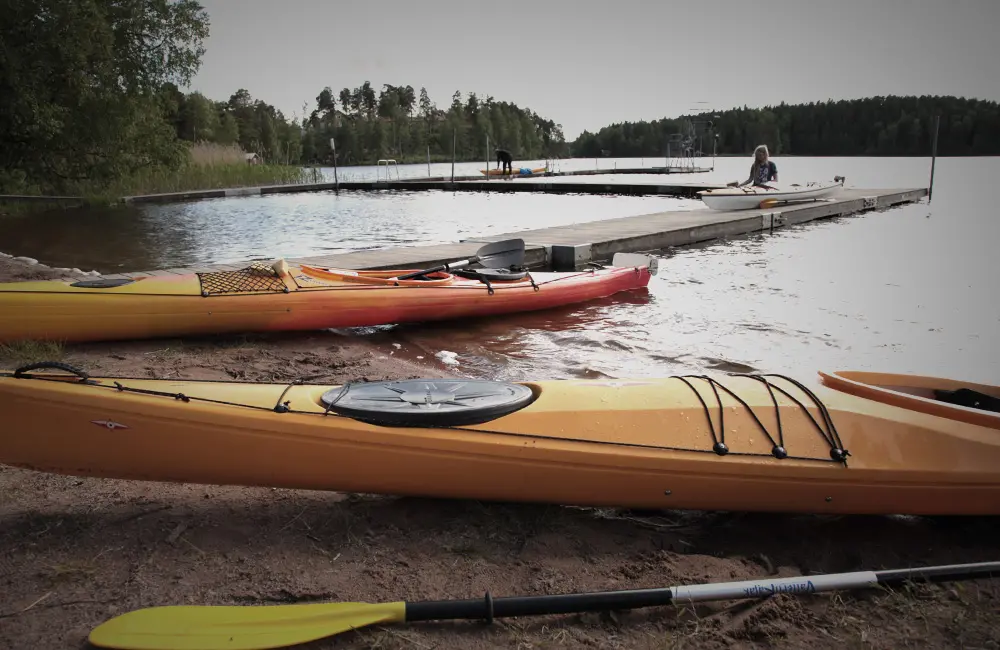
[1,254,998,649]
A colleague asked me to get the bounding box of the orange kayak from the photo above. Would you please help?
[1,364,997,515]
[0,254,656,344]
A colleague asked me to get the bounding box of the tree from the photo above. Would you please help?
[178,91,218,141]
[216,111,240,145]
[312,87,336,124]
[290,81,567,164]
[569,95,1000,157]
[0,0,210,192]
[418,87,434,118]
[360,82,377,119]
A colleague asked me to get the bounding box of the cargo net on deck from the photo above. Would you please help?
[196,262,289,296]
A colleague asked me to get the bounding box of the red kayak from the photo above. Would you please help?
[0,242,657,344]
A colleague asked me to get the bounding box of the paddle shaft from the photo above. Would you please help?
[395,258,472,281]
[393,238,525,281]
[405,561,1000,622]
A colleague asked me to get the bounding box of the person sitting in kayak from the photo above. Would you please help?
[495,147,513,175]
[737,144,778,187]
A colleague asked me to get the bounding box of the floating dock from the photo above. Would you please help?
[121,178,723,204]
[3,164,715,207]
[411,165,713,183]
[94,186,927,281]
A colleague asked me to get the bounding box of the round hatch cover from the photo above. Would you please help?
[320,379,536,427]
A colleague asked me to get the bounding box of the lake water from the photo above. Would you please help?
[2,155,997,385]
[0,162,704,272]
[339,156,1000,386]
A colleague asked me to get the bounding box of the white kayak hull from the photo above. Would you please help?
[698,178,845,211]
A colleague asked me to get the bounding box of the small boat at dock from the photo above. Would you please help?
[698,176,845,210]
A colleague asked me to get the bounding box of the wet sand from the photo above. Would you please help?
[1,254,998,649]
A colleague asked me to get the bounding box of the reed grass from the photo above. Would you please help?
[23,142,311,204]
[188,142,248,166]
[78,142,315,201]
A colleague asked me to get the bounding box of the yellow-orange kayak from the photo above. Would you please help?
[1,364,997,515]
[0,255,654,344]
[480,167,546,177]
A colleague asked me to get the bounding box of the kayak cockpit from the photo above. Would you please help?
[297,264,532,288]
[818,371,1000,429]
[932,387,1000,414]
[298,265,456,286]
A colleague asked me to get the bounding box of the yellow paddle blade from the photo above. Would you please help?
[88,601,406,650]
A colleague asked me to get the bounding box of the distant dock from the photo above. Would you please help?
[119,165,717,204]
[95,186,928,281]
[2,164,715,207]
[411,165,713,183]
[120,179,724,203]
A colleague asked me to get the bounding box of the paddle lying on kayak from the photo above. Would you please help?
[87,561,1000,650]
[394,238,525,280]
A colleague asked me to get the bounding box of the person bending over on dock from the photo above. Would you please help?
[736,144,778,187]
[495,147,513,175]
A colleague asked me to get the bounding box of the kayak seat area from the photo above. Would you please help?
[453,268,529,282]
[934,388,1000,414]
[883,383,1000,415]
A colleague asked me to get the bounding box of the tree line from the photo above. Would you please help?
[572,96,1000,158]
[0,0,568,195]
[165,81,571,167]
[2,1,997,197]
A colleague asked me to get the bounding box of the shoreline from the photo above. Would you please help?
[0,252,101,282]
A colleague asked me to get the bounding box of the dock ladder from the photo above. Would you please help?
[376,159,400,183]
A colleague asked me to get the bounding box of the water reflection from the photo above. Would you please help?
[0,189,683,273]
[0,204,202,271]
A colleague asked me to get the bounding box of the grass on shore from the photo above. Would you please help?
[88,163,315,200]
[0,340,65,367]
[83,143,316,201]
[1,143,318,208]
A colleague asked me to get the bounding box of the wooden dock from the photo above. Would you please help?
[95,186,927,280]
[121,177,724,204]
[407,165,713,183]
[3,165,715,207]
[465,187,928,269]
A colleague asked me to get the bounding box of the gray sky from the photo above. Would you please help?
[187,0,1000,139]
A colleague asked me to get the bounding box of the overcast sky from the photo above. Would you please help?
[186,0,1000,139]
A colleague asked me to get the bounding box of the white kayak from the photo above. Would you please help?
[698,176,845,211]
